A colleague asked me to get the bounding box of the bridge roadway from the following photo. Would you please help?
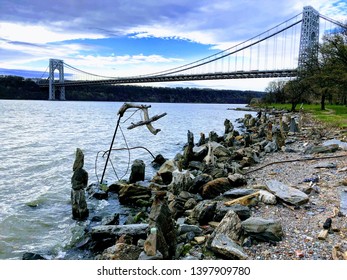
[38,69,297,87]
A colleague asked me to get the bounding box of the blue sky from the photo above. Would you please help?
[0,0,346,90]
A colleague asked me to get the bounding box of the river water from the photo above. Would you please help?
[0,100,252,259]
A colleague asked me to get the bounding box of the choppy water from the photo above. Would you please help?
[0,100,251,259]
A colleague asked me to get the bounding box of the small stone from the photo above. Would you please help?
[295,250,305,258]
[194,236,206,244]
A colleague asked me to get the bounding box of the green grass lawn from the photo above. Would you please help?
[262,103,347,128]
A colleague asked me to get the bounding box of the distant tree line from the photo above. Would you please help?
[0,75,264,104]
[263,23,347,111]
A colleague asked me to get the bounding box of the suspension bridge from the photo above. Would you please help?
[37,6,346,100]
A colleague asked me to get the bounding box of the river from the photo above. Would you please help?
[0,100,253,259]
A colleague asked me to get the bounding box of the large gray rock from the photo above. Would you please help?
[241,217,283,242]
[178,224,203,235]
[265,180,309,206]
[211,210,243,241]
[210,234,248,260]
[168,170,194,195]
[215,203,251,221]
[223,188,255,199]
[186,200,217,225]
[209,210,248,260]
[146,192,177,259]
[304,144,339,154]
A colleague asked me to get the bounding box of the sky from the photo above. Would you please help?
[0,0,346,91]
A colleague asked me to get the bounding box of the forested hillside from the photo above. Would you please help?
[0,75,264,103]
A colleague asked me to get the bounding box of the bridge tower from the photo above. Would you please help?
[298,6,320,68]
[49,59,65,100]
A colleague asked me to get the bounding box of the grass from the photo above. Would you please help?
[260,103,347,129]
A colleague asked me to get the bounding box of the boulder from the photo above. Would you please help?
[146,191,177,259]
[151,154,166,168]
[168,170,194,195]
[97,235,142,260]
[304,144,339,154]
[186,200,217,225]
[91,224,148,241]
[71,168,88,191]
[210,210,243,242]
[208,131,219,142]
[241,217,283,242]
[228,174,247,187]
[182,130,194,168]
[72,148,84,171]
[71,189,89,221]
[178,224,203,236]
[86,183,108,200]
[265,180,309,206]
[215,203,251,221]
[201,177,232,199]
[197,132,206,146]
[129,159,145,183]
[213,144,232,158]
[209,210,248,260]
[157,160,177,184]
[224,119,234,134]
[71,148,89,221]
[118,184,151,206]
[258,190,277,205]
[188,174,213,194]
[264,141,277,153]
[223,188,254,199]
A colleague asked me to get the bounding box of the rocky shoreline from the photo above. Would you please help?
[24,107,347,260]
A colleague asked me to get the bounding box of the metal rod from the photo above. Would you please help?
[100,115,122,184]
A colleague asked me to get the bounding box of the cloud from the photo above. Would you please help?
[0,22,105,44]
[1,0,345,46]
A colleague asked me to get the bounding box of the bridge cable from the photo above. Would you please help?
[137,13,303,77]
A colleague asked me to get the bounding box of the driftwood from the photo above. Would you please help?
[224,191,260,206]
[118,103,150,117]
[317,229,329,240]
[117,102,167,135]
[128,113,167,134]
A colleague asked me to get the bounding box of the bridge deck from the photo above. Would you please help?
[38,69,297,87]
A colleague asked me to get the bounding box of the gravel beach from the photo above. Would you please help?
[242,112,347,260]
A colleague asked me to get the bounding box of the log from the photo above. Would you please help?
[224,191,260,206]
[317,229,328,240]
[118,103,150,117]
[128,112,167,135]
